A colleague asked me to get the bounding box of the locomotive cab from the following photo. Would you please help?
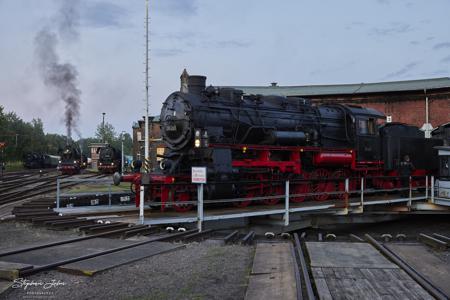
[340,105,385,162]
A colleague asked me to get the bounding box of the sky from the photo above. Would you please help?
[0,0,449,137]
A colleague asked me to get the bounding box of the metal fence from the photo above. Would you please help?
[56,178,120,209]
[137,175,438,230]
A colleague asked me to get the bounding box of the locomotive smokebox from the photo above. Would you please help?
[188,75,206,95]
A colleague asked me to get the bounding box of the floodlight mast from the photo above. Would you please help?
[144,0,150,172]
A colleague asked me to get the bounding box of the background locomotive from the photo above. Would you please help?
[58,144,87,175]
[116,75,445,211]
[98,144,122,174]
[23,152,60,169]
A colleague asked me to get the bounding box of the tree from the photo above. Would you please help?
[95,122,116,144]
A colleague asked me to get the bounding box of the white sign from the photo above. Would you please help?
[192,167,207,184]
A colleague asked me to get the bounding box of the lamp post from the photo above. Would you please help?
[121,131,125,174]
[102,112,106,143]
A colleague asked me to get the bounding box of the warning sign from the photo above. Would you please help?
[191,167,207,184]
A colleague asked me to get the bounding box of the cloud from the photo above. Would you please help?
[441,55,450,63]
[377,0,390,4]
[154,0,198,17]
[409,40,420,45]
[384,62,419,79]
[215,40,251,48]
[433,42,450,50]
[81,1,129,28]
[153,48,186,57]
[370,23,413,36]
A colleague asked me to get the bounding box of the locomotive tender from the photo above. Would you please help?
[116,75,443,211]
[23,152,60,169]
[98,144,122,174]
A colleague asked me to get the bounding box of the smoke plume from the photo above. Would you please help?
[34,0,81,140]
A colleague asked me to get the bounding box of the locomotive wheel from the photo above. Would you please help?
[173,192,193,213]
[234,190,255,208]
[291,182,310,203]
[310,169,333,201]
[263,185,282,205]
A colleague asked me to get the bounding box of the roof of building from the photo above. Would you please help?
[226,77,450,97]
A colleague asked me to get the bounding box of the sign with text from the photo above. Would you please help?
[191,167,207,184]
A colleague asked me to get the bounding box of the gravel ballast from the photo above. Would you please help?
[0,222,254,299]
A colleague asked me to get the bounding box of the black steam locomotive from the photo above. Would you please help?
[58,144,87,175]
[117,75,444,211]
[98,145,121,174]
[23,152,60,169]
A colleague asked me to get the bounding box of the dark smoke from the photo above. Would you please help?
[34,0,81,140]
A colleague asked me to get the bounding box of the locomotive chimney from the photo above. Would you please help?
[188,75,207,95]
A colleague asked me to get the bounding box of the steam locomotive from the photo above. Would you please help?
[116,75,445,211]
[98,145,121,174]
[58,144,87,175]
[23,152,60,169]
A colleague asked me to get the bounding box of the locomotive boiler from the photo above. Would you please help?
[98,145,122,174]
[116,75,443,211]
[58,144,87,175]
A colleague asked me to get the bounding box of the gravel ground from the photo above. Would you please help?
[0,220,79,251]
[0,221,254,300]
[1,242,253,300]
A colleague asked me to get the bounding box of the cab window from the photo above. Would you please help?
[358,118,377,135]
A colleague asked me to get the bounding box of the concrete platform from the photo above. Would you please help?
[245,242,297,300]
[386,242,450,297]
[306,242,431,299]
[58,241,184,276]
[55,204,139,216]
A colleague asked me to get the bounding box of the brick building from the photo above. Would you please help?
[231,77,450,133]
[132,116,165,170]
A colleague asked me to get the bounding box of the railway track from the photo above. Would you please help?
[0,173,108,219]
[285,230,450,300]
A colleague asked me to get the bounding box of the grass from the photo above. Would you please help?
[4,161,24,172]
[65,182,130,194]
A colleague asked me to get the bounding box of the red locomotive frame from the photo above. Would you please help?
[121,143,428,212]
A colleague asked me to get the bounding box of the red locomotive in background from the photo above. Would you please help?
[114,75,445,212]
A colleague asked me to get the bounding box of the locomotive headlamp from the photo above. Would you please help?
[73,160,77,164]
[99,162,102,166]
[111,162,115,166]
[242,146,247,153]
[58,160,61,164]
[194,128,201,148]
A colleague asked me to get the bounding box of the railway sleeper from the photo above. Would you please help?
[121,226,155,239]
[418,233,448,250]
[178,229,213,242]
[82,223,131,234]
[96,225,149,238]
[32,216,75,224]
[14,212,58,219]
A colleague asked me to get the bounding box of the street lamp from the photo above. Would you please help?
[102,112,106,143]
[121,131,126,174]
